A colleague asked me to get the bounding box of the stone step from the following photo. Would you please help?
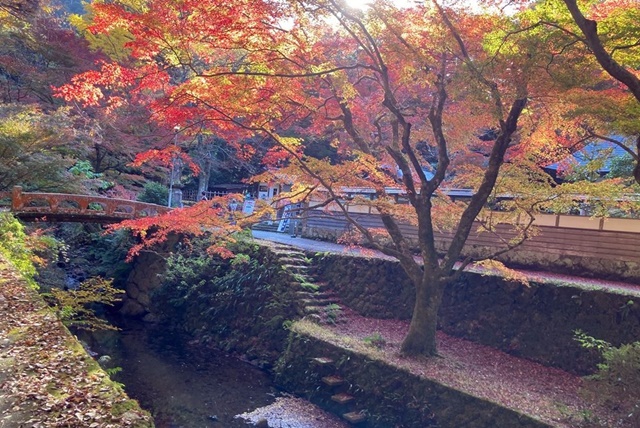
[309,278,332,293]
[298,284,320,293]
[303,305,325,314]
[303,313,347,325]
[304,304,342,314]
[343,411,367,424]
[283,265,312,274]
[323,319,348,326]
[279,256,309,265]
[304,314,322,324]
[321,375,345,387]
[272,246,301,254]
[294,291,317,299]
[297,288,338,299]
[282,262,311,268]
[331,393,355,405]
[324,316,348,325]
[274,251,304,258]
[295,290,337,299]
[277,253,306,259]
[251,223,280,232]
[311,357,334,366]
[290,279,315,287]
[299,298,337,306]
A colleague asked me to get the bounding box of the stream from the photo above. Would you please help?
[77,317,350,428]
[77,318,279,427]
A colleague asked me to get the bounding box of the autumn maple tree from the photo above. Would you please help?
[276,0,536,356]
[56,0,637,356]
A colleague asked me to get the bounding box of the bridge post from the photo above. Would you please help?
[11,186,23,210]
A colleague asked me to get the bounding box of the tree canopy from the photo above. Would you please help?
[32,0,640,355]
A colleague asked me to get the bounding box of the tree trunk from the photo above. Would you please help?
[400,278,444,356]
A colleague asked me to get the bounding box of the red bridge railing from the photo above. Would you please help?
[9,186,170,222]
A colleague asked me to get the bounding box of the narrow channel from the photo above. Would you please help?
[77,318,278,427]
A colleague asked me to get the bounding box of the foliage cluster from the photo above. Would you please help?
[0,213,127,332]
[158,237,267,321]
[136,181,168,205]
[363,332,387,349]
[151,236,296,361]
[3,0,640,358]
[69,160,114,192]
[0,212,57,287]
[324,303,342,325]
[0,105,80,192]
[43,223,135,287]
[0,0,166,196]
[47,277,124,331]
[575,330,640,424]
[59,0,640,358]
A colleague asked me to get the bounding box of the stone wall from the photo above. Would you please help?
[121,249,168,317]
[130,241,302,368]
[276,329,549,428]
[120,233,185,318]
[312,253,640,374]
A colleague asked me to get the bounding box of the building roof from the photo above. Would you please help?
[544,139,632,175]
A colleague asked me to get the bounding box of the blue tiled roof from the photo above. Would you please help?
[545,139,632,174]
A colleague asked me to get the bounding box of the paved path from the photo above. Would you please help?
[251,230,385,257]
[251,230,640,296]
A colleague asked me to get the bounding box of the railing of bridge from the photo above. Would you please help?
[10,186,170,221]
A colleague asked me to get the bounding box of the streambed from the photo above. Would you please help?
[77,318,348,428]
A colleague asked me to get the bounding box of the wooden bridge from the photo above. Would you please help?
[3,187,170,223]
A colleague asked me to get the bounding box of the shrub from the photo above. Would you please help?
[575,330,640,424]
[363,332,387,348]
[324,303,342,324]
[48,277,124,331]
[0,213,39,287]
[69,160,101,179]
[137,181,168,205]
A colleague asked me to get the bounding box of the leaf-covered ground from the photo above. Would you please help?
[0,256,153,428]
[294,310,629,428]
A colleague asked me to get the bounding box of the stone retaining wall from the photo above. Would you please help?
[312,253,640,374]
[276,327,549,428]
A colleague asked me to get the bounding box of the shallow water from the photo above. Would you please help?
[77,319,278,428]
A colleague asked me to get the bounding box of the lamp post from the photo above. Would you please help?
[167,126,180,207]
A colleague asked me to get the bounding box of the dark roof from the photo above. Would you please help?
[544,139,631,174]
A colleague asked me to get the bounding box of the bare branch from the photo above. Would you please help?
[562,0,640,102]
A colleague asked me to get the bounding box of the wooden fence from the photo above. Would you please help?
[304,210,640,266]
